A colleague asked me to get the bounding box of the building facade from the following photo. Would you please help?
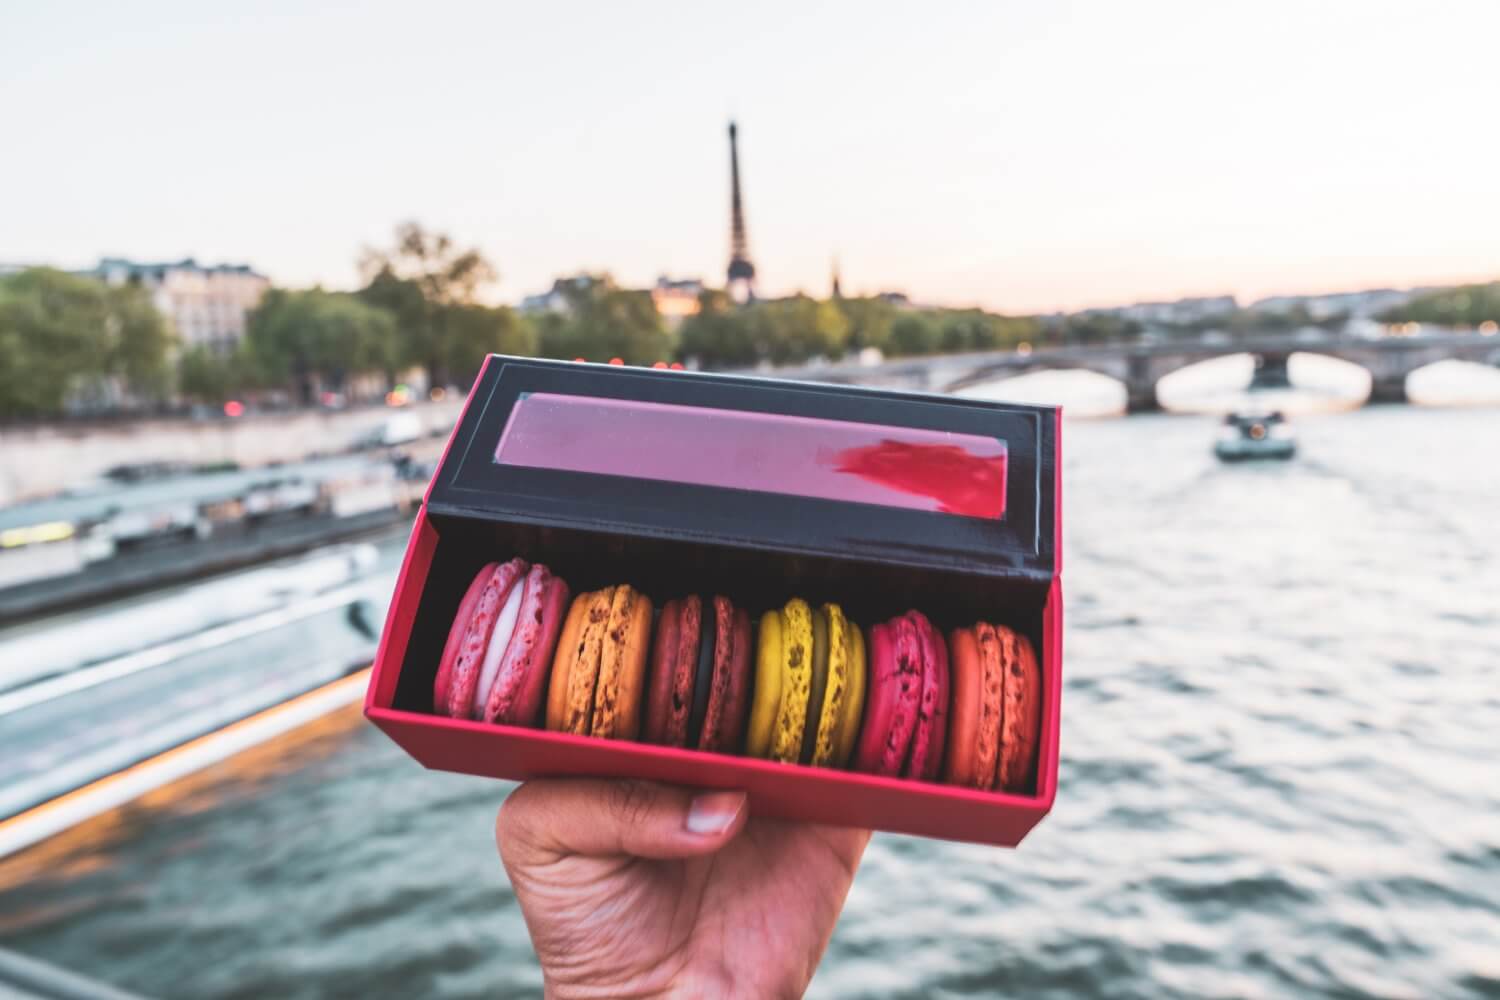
[651,276,704,329]
[518,274,599,315]
[93,257,270,354]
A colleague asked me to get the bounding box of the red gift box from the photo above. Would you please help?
[365,356,1062,847]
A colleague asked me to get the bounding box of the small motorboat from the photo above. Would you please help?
[1214,411,1296,462]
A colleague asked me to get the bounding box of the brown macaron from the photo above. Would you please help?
[643,595,752,752]
[546,585,653,740]
[697,597,752,754]
[643,595,702,746]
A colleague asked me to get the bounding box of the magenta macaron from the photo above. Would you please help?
[852,610,949,780]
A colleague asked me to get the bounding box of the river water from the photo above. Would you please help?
[2,392,1498,998]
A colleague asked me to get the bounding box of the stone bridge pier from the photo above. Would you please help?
[1357,346,1426,404]
[1251,352,1292,390]
[1123,354,1161,414]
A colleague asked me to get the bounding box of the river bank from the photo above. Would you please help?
[0,397,464,507]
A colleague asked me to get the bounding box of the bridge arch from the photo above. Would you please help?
[949,366,1128,415]
[1154,352,1375,410]
[1405,357,1500,406]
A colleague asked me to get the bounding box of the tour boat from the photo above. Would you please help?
[1214,411,1296,462]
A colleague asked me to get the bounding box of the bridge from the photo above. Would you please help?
[765,330,1500,412]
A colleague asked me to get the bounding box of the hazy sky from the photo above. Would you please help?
[3,1,1497,313]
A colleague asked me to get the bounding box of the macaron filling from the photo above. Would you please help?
[799,607,831,764]
[483,565,571,726]
[472,575,525,718]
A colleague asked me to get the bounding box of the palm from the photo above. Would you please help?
[507,814,868,998]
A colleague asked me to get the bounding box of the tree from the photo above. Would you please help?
[446,303,536,384]
[534,275,672,365]
[837,296,898,354]
[356,268,428,370]
[992,314,1044,348]
[358,221,498,385]
[888,313,941,355]
[756,296,850,364]
[1379,282,1500,326]
[105,281,175,399]
[1050,312,1143,346]
[177,345,239,404]
[937,310,989,353]
[0,268,174,418]
[245,288,397,403]
[678,289,758,367]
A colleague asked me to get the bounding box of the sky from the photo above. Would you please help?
[3,1,1498,314]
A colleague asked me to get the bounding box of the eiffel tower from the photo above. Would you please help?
[726,120,756,303]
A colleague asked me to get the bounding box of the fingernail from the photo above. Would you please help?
[685,791,744,836]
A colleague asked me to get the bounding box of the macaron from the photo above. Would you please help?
[852,610,949,780]
[546,585,653,739]
[944,623,1041,793]
[433,559,571,725]
[644,595,752,751]
[747,599,865,767]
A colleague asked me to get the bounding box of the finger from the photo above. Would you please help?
[497,779,748,866]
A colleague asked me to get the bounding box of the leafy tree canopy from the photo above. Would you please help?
[535,274,673,365]
[0,267,173,418]
[358,221,500,385]
[245,288,397,401]
[1379,282,1500,326]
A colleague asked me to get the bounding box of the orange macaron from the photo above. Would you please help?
[546,584,654,739]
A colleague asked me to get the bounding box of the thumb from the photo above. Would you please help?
[497,779,748,867]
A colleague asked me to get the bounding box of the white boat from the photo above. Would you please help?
[1214,411,1296,462]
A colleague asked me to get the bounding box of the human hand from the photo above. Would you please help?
[496,779,870,998]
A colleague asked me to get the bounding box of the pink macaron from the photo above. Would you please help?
[433,559,570,725]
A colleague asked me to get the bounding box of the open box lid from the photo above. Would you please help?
[427,357,1058,581]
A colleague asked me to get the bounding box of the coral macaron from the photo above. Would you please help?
[433,559,571,725]
[852,610,949,780]
[944,623,1041,793]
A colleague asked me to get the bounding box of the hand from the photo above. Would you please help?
[496,779,870,998]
